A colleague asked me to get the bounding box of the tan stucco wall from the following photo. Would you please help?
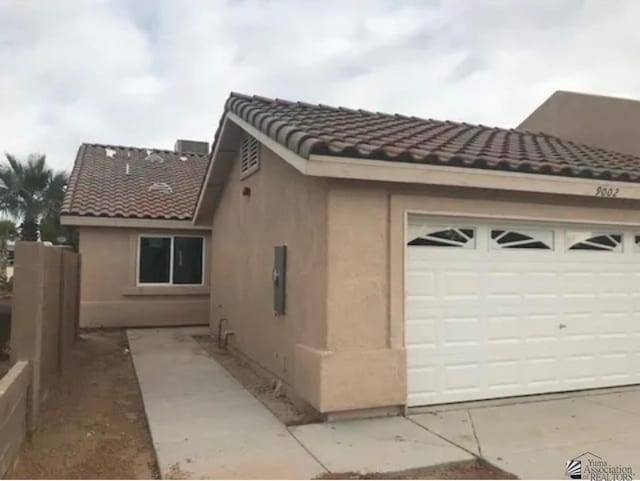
[209,138,640,414]
[77,227,210,328]
[298,183,406,412]
[325,181,640,409]
[308,180,640,413]
[518,90,640,156]
[209,145,329,400]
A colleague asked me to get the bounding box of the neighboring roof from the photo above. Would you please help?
[518,90,640,157]
[225,92,640,183]
[62,143,209,220]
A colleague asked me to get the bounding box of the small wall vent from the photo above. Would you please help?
[240,134,260,179]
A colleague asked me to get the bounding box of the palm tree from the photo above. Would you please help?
[0,220,16,291]
[0,154,68,241]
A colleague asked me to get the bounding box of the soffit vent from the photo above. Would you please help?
[148,182,173,194]
[240,133,260,178]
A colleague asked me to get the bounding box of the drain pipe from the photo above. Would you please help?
[222,331,235,350]
[217,318,228,348]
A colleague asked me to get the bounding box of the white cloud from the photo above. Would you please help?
[1,0,640,171]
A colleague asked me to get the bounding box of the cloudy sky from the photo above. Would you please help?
[2,0,639,172]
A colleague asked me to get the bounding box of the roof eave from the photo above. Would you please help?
[193,115,240,226]
[194,97,640,222]
[61,215,206,230]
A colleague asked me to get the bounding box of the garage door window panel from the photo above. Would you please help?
[491,229,553,250]
[408,226,476,248]
[567,232,623,252]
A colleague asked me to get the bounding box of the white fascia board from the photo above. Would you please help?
[306,154,640,201]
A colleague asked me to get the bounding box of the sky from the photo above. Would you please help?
[2,0,640,172]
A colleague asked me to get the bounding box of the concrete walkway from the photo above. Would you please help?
[128,327,472,479]
[127,327,325,479]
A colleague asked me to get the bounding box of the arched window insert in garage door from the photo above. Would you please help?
[407,226,475,248]
[566,232,623,252]
[490,229,553,250]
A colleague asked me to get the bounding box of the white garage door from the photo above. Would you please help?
[406,215,640,406]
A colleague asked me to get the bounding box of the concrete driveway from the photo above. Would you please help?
[410,387,640,479]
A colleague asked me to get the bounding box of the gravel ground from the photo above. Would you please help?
[8,330,159,479]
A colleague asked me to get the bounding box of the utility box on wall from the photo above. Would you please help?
[273,245,287,316]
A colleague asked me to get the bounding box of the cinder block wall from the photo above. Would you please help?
[1,242,80,476]
[0,362,30,476]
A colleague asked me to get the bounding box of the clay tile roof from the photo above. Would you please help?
[62,143,209,220]
[225,93,640,183]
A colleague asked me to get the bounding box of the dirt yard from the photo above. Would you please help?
[194,334,322,425]
[9,330,159,479]
[319,459,517,479]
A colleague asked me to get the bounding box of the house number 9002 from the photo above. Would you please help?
[595,186,619,198]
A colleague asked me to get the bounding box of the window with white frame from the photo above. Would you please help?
[138,235,204,285]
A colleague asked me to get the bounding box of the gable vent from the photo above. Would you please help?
[240,133,260,178]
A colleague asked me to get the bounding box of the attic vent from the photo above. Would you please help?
[145,152,165,163]
[240,134,260,178]
[148,182,173,194]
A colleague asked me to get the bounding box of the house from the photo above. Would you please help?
[61,140,212,328]
[519,90,640,155]
[194,93,640,416]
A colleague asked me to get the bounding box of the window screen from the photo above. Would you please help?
[139,237,171,283]
[173,237,204,284]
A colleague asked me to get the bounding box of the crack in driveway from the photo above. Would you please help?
[467,410,482,457]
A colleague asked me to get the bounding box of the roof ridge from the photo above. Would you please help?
[228,92,511,132]
[82,142,208,157]
[515,129,636,159]
[228,92,640,161]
